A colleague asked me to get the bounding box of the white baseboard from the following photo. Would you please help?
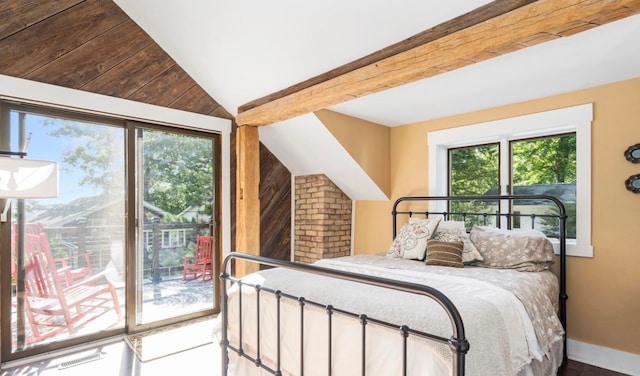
[568,339,640,375]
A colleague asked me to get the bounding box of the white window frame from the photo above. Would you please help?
[428,103,593,257]
[161,229,187,248]
[143,230,153,249]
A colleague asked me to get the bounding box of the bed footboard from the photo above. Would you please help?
[219,252,470,376]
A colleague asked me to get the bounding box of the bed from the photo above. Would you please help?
[215,195,568,376]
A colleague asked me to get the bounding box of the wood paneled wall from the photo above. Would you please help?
[230,124,291,262]
[0,0,232,119]
[0,0,292,261]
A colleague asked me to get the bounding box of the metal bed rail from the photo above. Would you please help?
[219,252,470,376]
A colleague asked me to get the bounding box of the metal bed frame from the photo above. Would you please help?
[219,194,568,375]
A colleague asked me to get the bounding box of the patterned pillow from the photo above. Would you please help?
[425,239,463,268]
[469,226,555,271]
[387,218,441,260]
[432,221,483,265]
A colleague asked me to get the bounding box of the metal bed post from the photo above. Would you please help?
[220,252,470,375]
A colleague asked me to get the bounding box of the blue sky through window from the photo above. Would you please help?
[9,111,124,205]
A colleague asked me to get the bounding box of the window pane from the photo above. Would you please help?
[449,144,499,196]
[6,110,126,352]
[448,144,499,228]
[511,134,576,237]
[136,128,215,324]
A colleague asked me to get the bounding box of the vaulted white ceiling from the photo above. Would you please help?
[113,0,640,127]
[112,1,640,199]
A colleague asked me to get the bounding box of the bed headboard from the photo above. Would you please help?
[392,195,566,239]
[391,194,568,362]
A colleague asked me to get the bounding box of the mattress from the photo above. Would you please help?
[214,254,564,376]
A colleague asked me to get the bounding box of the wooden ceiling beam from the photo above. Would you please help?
[236,0,640,127]
[238,0,538,115]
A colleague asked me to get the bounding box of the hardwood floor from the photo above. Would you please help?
[1,339,218,376]
[1,341,630,376]
[561,359,630,376]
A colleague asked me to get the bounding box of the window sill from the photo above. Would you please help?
[550,238,593,258]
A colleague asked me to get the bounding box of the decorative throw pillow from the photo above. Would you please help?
[432,221,483,265]
[387,218,441,260]
[469,226,555,271]
[425,239,464,268]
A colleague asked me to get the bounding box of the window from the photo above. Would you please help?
[429,104,593,257]
[448,134,577,237]
[161,229,187,248]
[511,134,576,238]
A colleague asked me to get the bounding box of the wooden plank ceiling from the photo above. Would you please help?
[0,0,233,120]
[236,0,640,127]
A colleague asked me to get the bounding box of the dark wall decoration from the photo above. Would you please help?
[625,143,640,193]
[625,174,640,193]
[624,144,640,163]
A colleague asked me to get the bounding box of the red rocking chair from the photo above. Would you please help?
[182,235,214,282]
[19,232,122,344]
[12,223,93,287]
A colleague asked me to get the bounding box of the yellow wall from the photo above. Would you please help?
[315,109,391,197]
[353,77,640,355]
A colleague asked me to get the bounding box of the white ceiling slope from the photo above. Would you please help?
[113,0,640,126]
[330,13,640,126]
[112,0,490,120]
[259,114,388,200]
[112,1,640,199]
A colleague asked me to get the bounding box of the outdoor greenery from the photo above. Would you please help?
[41,120,217,281]
[45,122,213,218]
[46,121,124,192]
[511,134,576,186]
[450,144,499,196]
[449,144,499,228]
[449,134,577,237]
[141,129,213,216]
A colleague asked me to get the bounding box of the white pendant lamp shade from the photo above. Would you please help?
[0,158,59,199]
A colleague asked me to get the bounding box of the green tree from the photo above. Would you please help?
[140,129,213,215]
[449,144,499,226]
[45,120,125,193]
[450,144,499,196]
[45,122,213,216]
[512,134,576,237]
[449,134,577,237]
[512,134,576,185]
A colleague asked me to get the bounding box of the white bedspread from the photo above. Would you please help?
[215,254,564,376]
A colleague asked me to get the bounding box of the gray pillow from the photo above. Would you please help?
[469,226,554,272]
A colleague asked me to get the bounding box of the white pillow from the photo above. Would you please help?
[387,218,441,260]
[432,221,484,265]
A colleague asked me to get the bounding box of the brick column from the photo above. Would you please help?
[295,174,351,263]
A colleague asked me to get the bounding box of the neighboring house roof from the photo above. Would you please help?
[484,183,576,205]
[178,205,210,223]
[28,195,167,228]
[143,202,169,220]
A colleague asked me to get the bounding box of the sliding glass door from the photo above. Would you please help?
[0,103,126,361]
[0,102,221,362]
[131,126,218,329]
